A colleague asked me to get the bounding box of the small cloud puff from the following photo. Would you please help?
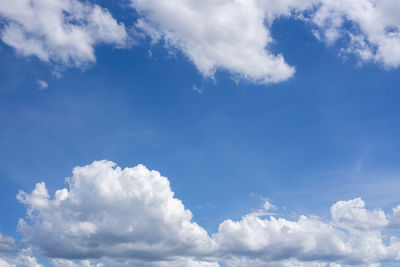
[192,85,203,94]
[36,79,48,90]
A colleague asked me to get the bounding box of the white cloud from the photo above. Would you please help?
[98,258,220,267]
[131,0,296,84]
[36,79,49,90]
[389,204,400,229]
[17,160,214,260]
[0,0,128,67]
[13,160,400,266]
[330,198,389,230]
[213,197,400,265]
[49,258,221,267]
[214,214,350,262]
[0,233,17,253]
[1,0,400,83]
[310,0,400,68]
[262,199,277,212]
[0,249,44,267]
[192,85,203,94]
[221,257,336,267]
[50,259,104,267]
[129,0,400,84]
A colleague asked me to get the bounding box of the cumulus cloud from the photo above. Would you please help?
[389,205,400,229]
[214,209,400,266]
[310,0,400,68]
[50,259,104,267]
[1,0,400,83]
[0,249,44,267]
[0,0,128,67]
[0,233,17,253]
[16,160,214,260]
[12,160,400,266]
[131,0,296,84]
[130,0,400,83]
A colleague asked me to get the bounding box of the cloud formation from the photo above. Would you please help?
[131,0,400,83]
[16,161,214,260]
[310,0,400,68]
[0,0,127,67]
[8,160,400,266]
[36,79,49,90]
[1,0,400,83]
[0,249,43,267]
[131,0,297,84]
[0,233,17,253]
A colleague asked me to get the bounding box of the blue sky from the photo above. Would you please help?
[1,1,400,266]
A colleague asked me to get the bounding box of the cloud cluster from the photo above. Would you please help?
[310,0,400,68]
[0,249,43,267]
[132,0,400,83]
[0,0,127,67]
[215,198,400,265]
[5,160,400,266]
[1,0,400,83]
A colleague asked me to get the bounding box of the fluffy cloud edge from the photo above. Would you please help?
[0,0,128,68]
[2,0,400,84]
[1,160,399,267]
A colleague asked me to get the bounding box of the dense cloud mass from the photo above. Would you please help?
[0,0,127,67]
[1,0,400,83]
[0,160,397,266]
[16,161,214,260]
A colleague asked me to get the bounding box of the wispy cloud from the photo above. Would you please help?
[192,85,203,94]
[36,79,48,90]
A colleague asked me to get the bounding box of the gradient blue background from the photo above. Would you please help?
[1,11,400,245]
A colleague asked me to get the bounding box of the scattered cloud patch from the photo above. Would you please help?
[192,85,203,94]
[0,233,17,253]
[310,0,400,68]
[0,0,128,68]
[131,0,296,84]
[1,1,400,83]
[0,249,43,267]
[130,0,400,83]
[36,79,48,90]
[11,160,400,266]
[262,199,277,211]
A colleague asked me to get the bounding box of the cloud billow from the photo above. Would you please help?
[0,0,128,68]
[131,0,400,83]
[2,0,400,84]
[2,160,398,266]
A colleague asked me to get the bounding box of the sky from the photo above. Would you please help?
[1,0,400,266]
